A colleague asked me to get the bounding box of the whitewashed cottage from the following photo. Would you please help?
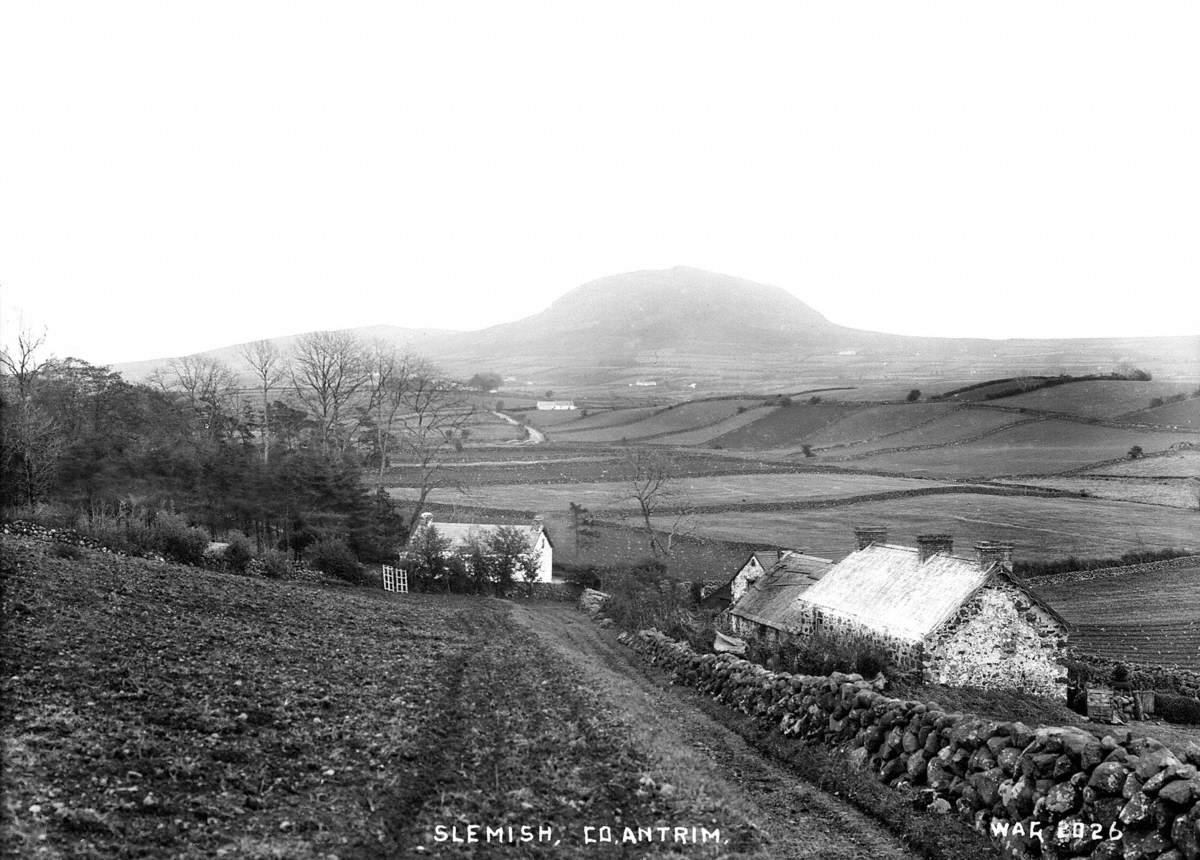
[407,512,554,583]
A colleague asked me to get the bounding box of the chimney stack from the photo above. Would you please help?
[532,514,544,531]
[853,525,888,550]
[975,540,1015,572]
[916,533,953,563]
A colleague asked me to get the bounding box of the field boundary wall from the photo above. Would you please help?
[621,628,1200,860]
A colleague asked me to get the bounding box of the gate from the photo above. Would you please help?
[382,565,408,594]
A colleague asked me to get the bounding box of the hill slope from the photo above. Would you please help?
[114,267,1200,390]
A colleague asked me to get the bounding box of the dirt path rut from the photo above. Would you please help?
[509,603,918,860]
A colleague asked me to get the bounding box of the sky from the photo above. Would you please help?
[2,1,1198,365]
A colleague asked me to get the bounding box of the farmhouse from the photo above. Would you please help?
[536,400,577,410]
[723,551,834,641]
[790,528,1070,696]
[407,512,554,583]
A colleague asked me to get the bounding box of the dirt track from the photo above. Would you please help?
[509,603,917,860]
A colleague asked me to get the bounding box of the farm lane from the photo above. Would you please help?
[509,602,918,860]
[493,410,547,444]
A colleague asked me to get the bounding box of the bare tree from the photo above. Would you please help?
[148,354,239,437]
[239,339,288,463]
[289,331,370,456]
[0,324,50,399]
[0,325,59,505]
[396,368,473,530]
[616,448,693,559]
[360,341,421,487]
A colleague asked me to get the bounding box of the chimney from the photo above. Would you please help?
[975,540,1015,572]
[419,512,434,529]
[532,514,544,531]
[916,533,953,563]
[853,525,888,550]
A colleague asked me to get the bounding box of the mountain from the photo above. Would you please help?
[114,267,1200,392]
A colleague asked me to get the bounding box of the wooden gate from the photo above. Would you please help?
[382,565,408,594]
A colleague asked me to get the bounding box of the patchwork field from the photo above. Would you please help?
[652,494,1200,563]
[1123,397,1200,428]
[826,409,1025,457]
[997,379,1197,419]
[551,399,773,443]
[801,403,961,448]
[708,404,861,450]
[835,420,1199,478]
[1034,563,1200,670]
[1084,448,1200,478]
[997,476,1200,508]
[388,472,957,517]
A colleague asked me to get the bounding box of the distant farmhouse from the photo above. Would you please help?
[406,512,554,582]
[721,527,1069,696]
[536,400,577,410]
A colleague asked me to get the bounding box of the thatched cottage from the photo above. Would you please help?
[720,526,1070,696]
[792,528,1070,696]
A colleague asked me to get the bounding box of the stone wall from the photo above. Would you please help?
[622,628,1200,860]
[924,581,1068,698]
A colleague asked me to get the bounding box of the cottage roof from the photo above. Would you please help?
[409,520,552,551]
[797,544,997,642]
[728,553,833,632]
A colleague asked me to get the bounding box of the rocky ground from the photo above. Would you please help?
[1,535,937,859]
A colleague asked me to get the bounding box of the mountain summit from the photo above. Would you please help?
[438,267,847,376]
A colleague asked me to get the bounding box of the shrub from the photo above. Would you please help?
[305,538,363,583]
[152,513,211,565]
[224,533,254,573]
[1149,397,1165,409]
[906,389,921,402]
[260,549,293,579]
[50,542,83,560]
[1127,445,1144,460]
[1157,693,1200,725]
[808,396,822,404]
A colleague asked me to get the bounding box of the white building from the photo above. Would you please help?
[536,400,577,410]
[407,512,554,582]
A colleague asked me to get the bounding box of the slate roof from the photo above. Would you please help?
[797,543,996,642]
[727,553,834,632]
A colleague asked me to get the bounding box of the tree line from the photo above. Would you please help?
[0,328,472,576]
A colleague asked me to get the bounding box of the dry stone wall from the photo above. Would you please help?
[621,628,1200,860]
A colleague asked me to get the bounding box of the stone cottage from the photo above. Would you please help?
[722,551,834,642]
[791,527,1070,696]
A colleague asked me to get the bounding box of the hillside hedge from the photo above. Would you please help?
[621,628,1200,860]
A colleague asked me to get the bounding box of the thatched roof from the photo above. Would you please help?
[727,553,833,632]
[797,544,995,642]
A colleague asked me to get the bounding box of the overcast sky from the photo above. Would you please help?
[2,1,1198,365]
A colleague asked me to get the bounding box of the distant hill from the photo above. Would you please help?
[114,267,1200,392]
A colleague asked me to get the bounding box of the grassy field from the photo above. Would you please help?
[1123,397,1200,428]
[653,493,1200,562]
[1084,448,1200,478]
[1,537,762,858]
[826,408,1024,456]
[996,476,1200,508]
[389,472,956,516]
[835,420,1199,477]
[708,404,861,450]
[1034,563,1200,670]
[551,399,772,443]
[649,406,778,446]
[997,379,1197,419]
[800,403,960,447]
